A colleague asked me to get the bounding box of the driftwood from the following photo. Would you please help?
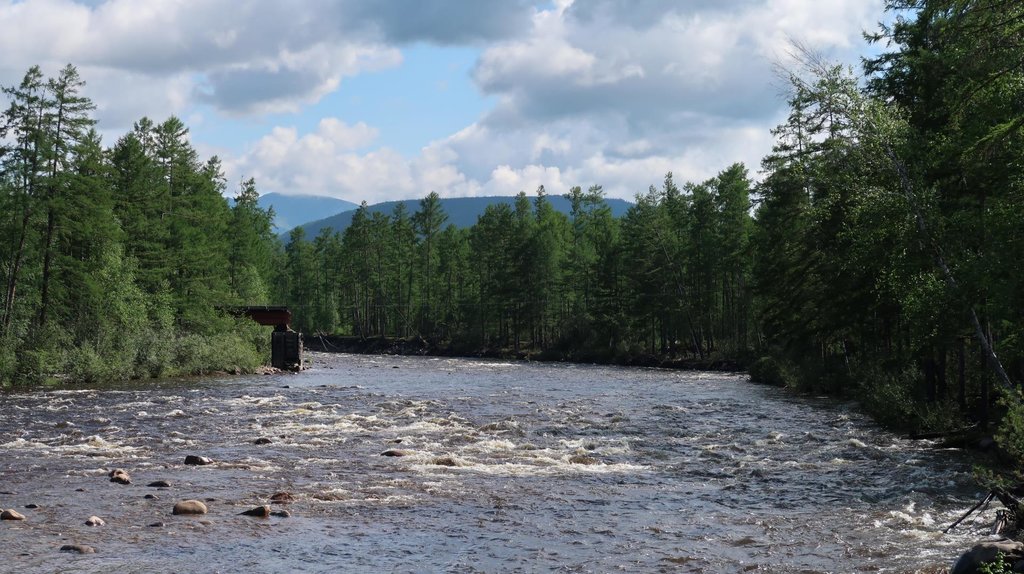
[945,487,1024,535]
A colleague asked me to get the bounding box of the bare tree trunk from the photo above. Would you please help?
[2,209,31,333]
[38,207,55,327]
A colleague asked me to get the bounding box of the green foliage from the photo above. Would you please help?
[0,65,280,385]
[996,394,1024,472]
[856,368,921,430]
[977,552,1013,574]
[748,357,794,387]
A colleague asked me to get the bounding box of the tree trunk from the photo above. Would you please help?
[958,337,967,413]
[38,207,55,327]
[2,209,32,333]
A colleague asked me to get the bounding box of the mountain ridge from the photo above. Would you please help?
[255,193,359,231]
[288,195,635,238]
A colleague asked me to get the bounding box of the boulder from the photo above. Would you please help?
[184,455,213,466]
[172,500,208,515]
[1,509,26,521]
[109,469,131,484]
[253,438,272,445]
[85,516,105,527]
[147,480,171,488]
[952,540,1024,574]
[60,544,95,554]
[270,492,294,504]
[240,505,271,518]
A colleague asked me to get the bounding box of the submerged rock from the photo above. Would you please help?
[381,449,413,457]
[952,540,1024,574]
[432,455,461,467]
[270,492,294,504]
[85,516,105,527]
[147,480,171,488]
[569,454,599,465]
[271,509,291,518]
[1,509,26,520]
[60,544,95,554]
[24,504,39,509]
[184,455,213,466]
[253,437,273,445]
[172,500,208,515]
[240,505,271,518]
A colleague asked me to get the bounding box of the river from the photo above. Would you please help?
[0,352,993,572]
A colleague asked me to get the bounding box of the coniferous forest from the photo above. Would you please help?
[2,1,1024,456]
[0,64,278,383]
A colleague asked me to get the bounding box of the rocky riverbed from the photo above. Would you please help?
[0,352,1003,572]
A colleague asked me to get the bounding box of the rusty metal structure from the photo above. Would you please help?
[225,306,303,371]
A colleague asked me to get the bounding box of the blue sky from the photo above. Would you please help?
[0,0,886,204]
[191,44,493,157]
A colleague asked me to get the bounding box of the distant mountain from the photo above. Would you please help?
[256,193,358,232]
[291,195,634,239]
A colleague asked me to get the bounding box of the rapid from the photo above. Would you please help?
[0,352,992,572]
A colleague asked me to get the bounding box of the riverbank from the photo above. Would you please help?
[302,334,748,373]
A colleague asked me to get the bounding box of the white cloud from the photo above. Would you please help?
[1,0,887,207]
[486,164,569,197]
[0,0,526,127]
[229,118,483,203]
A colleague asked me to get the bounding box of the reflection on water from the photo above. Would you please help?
[0,353,987,572]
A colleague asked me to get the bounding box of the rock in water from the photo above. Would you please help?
[109,469,131,484]
[380,449,412,457]
[271,509,291,518]
[85,516,105,526]
[172,500,208,515]
[184,455,213,466]
[253,437,272,445]
[1,509,26,520]
[240,505,271,518]
[147,480,171,488]
[270,492,294,504]
[952,540,1024,574]
[60,544,96,554]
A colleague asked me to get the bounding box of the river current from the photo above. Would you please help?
[0,352,994,572]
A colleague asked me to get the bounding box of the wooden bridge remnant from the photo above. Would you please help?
[225,306,303,371]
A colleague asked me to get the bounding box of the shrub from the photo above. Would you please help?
[748,356,793,387]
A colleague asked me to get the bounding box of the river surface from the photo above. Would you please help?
[0,352,995,573]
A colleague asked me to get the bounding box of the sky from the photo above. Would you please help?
[0,0,887,204]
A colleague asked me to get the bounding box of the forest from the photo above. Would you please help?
[1,1,1022,458]
[0,65,279,383]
